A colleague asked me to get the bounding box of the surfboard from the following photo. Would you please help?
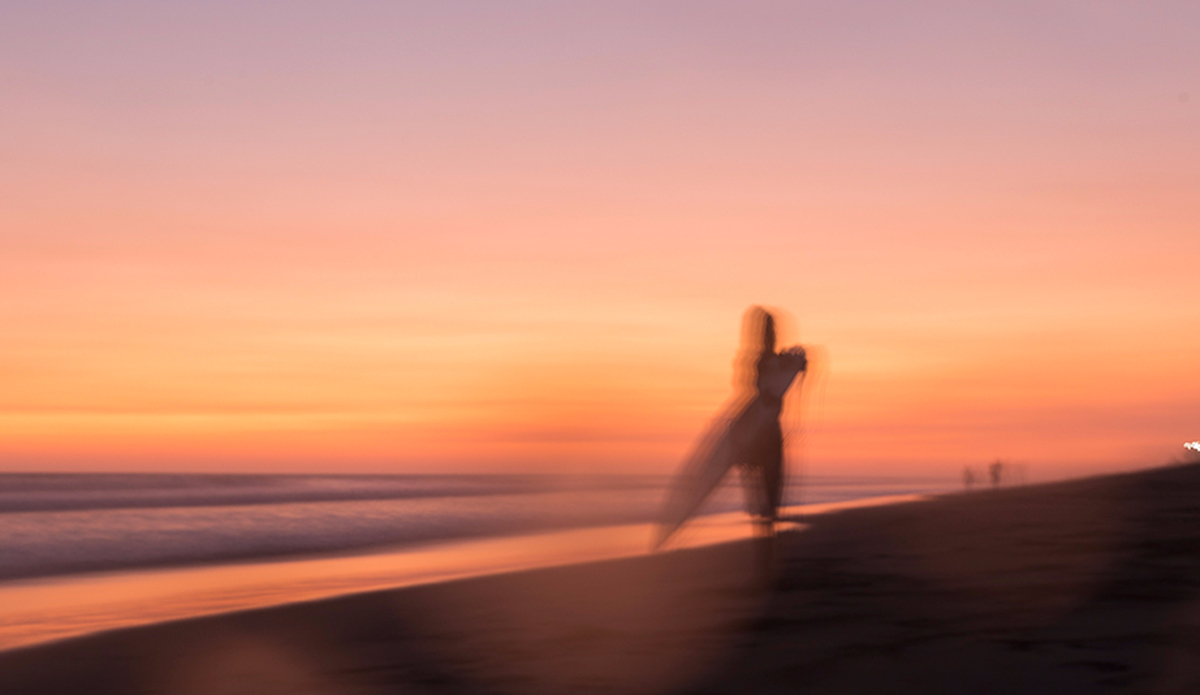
[652,399,776,550]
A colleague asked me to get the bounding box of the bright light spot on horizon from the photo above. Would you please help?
[1186,442,1200,452]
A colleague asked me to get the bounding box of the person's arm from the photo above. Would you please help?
[780,345,807,373]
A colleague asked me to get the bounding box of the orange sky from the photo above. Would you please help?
[2,2,1198,478]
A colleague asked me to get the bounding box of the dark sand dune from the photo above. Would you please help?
[2,463,1199,694]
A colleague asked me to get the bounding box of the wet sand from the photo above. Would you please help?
[2,463,1199,694]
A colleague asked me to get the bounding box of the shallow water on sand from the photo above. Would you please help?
[0,473,952,651]
[0,473,949,581]
[0,495,926,652]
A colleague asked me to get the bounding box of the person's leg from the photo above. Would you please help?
[743,422,784,586]
[762,421,784,523]
[739,464,770,521]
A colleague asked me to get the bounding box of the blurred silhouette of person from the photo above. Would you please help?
[963,466,976,491]
[654,307,808,582]
[732,308,808,536]
[989,460,1004,488]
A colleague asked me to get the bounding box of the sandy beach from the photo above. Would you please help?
[8,4,1198,693]
[2,462,1199,694]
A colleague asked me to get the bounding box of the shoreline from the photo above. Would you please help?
[6,464,1197,693]
[0,475,949,583]
[0,493,925,654]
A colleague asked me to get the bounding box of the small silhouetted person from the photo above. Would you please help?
[963,466,976,491]
[989,460,1004,488]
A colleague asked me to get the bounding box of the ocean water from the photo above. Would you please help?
[0,472,952,582]
[0,472,954,651]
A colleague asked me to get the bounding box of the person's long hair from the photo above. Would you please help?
[733,306,775,395]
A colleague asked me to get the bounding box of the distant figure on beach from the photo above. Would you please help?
[989,460,1004,488]
[655,307,808,553]
[962,466,976,491]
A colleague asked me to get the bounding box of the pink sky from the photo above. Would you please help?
[2,2,1198,478]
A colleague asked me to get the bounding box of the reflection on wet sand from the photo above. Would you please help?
[5,466,1200,694]
[0,495,922,652]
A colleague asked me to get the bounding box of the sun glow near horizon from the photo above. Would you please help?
[2,2,1198,477]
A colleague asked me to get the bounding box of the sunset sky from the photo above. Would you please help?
[3,2,1198,478]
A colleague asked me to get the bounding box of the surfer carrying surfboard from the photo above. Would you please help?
[655,307,808,550]
[733,309,807,531]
